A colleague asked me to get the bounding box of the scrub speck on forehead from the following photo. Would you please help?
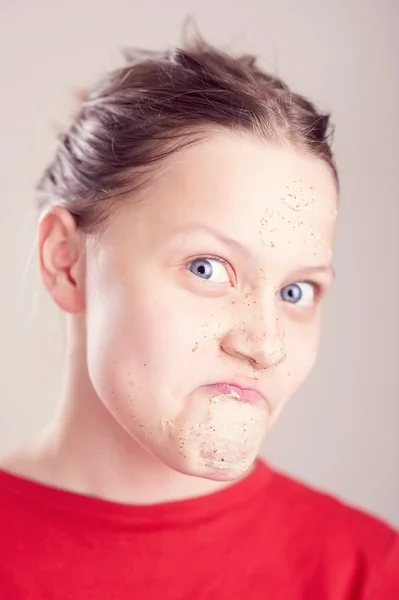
[257,206,333,258]
[280,179,337,220]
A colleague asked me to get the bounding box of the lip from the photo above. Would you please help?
[205,382,266,404]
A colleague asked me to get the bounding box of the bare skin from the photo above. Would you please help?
[0,132,337,504]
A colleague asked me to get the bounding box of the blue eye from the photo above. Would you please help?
[280,282,315,306]
[188,257,230,283]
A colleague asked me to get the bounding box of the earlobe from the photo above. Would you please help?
[38,207,85,314]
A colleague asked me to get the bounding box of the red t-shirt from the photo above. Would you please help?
[0,459,397,599]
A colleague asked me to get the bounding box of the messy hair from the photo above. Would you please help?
[36,37,338,232]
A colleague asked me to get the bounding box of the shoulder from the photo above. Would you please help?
[0,434,54,484]
[263,464,398,596]
[266,465,396,544]
[0,441,57,535]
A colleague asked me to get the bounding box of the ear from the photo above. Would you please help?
[38,207,85,314]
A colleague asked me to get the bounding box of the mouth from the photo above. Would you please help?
[205,382,267,405]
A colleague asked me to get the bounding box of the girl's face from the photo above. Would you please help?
[84,133,337,481]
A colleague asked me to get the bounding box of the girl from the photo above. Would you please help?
[0,38,397,599]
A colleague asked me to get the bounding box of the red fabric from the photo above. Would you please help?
[0,459,397,599]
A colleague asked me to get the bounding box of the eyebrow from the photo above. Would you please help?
[292,264,336,280]
[168,224,254,258]
[168,224,335,279]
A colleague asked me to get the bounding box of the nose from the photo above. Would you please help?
[220,301,286,370]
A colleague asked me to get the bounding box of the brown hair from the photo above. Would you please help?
[36,37,338,232]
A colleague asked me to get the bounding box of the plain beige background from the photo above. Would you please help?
[0,0,398,527]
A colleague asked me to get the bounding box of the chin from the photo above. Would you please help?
[166,449,257,482]
[200,460,254,482]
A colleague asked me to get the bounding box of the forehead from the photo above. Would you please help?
[117,133,338,263]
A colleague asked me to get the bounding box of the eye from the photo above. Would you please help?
[280,282,316,307]
[187,257,230,283]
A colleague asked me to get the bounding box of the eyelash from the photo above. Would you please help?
[186,254,233,274]
[185,255,325,298]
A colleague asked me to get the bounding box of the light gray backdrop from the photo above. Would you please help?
[0,0,397,526]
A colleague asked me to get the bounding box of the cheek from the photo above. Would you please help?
[281,319,321,394]
[85,269,223,405]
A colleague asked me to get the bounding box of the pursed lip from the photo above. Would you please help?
[205,382,267,405]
